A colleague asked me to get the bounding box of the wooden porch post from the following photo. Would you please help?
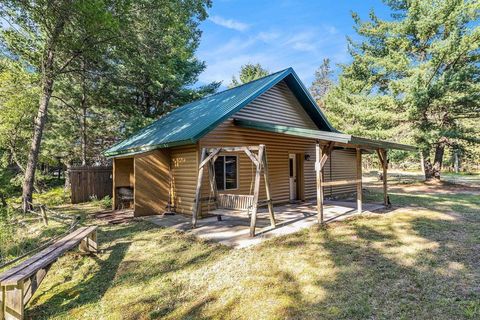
[112,159,116,210]
[356,148,362,214]
[192,148,207,228]
[250,144,265,237]
[262,147,275,228]
[382,149,388,206]
[315,140,323,224]
[376,148,389,206]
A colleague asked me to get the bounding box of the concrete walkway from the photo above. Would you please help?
[144,200,384,248]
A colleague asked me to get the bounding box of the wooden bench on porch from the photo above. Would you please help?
[0,226,98,320]
[217,194,254,212]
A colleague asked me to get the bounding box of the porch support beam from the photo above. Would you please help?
[192,148,207,228]
[356,148,362,214]
[243,147,260,167]
[262,147,275,228]
[316,141,334,224]
[376,148,389,206]
[198,148,221,169]
[250,144,265,237]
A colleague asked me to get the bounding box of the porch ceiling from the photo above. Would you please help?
[234,119,417,152]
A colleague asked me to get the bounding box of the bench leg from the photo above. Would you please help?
[79,230,98,253]
[2,282,24,320]
[22,266,50,305]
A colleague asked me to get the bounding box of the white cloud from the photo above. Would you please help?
[197,24,349,87]
[209,15,250,31]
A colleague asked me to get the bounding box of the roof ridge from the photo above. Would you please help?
[106,68,291,153]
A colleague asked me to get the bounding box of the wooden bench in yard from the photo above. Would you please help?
[0,226,98,320]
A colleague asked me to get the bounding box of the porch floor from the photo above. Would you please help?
[144,200,385,248]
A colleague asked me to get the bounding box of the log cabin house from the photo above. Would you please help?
[104,68,415,235]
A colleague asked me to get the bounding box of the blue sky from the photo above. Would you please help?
[197,0,391,88]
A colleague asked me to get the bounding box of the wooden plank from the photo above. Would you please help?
[192,148,207,227]
[207,160,218,210]
[262,147,275,228]
[316,141,323,224]
[250,145,265,237]
[112,159,116,209]
[79,229,97,253]
[206,146,260,152]
[3,227,97,285]
[0,227,87,283]
[381,149,388,206]
[3,282,23,320]
[317,142,334,169]
[0,284,4,320]
[23,265,50,304]
[243,148,260,167]
[356,148,362,214]
[0,227,97,285]
[198,148,221,169]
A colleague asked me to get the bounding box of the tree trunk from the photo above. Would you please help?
[64,163,71,191]
[432,143,445,179]
[22,86,52,211]
[424,144,445,181]
[454,150,460,173]
[21,11,68,212]
[80,60,88,166]
[81,91,87,166]
[22,74,54,212]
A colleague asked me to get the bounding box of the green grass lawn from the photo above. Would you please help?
[11,175,480,319]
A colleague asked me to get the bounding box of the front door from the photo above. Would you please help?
[289,154,297,201]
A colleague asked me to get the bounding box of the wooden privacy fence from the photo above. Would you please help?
[69,166,112,204]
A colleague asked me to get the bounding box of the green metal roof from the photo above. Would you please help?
[104,67,335,158]
[234,119,417,152]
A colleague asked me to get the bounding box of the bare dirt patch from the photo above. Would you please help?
[94,209,134,224]
[389,180,480,195]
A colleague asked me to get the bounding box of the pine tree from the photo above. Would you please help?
[326,0,480,180]
[310,58,333,108]
[229,63,269,88]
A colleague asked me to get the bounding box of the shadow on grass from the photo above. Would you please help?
[276,220,479,319]
[27,224,136,319]
[363,188,480,219]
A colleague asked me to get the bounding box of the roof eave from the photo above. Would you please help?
[104,138,197,158]
[234,119,417,152]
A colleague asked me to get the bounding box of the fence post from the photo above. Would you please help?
[40,205,48,226]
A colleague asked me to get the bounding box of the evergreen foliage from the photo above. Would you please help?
[325,0,480,179]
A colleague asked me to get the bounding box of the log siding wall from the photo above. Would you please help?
[198,120,357,215]
[134,149,170,216]
[170,144,198,214]
[234,80,318,129]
